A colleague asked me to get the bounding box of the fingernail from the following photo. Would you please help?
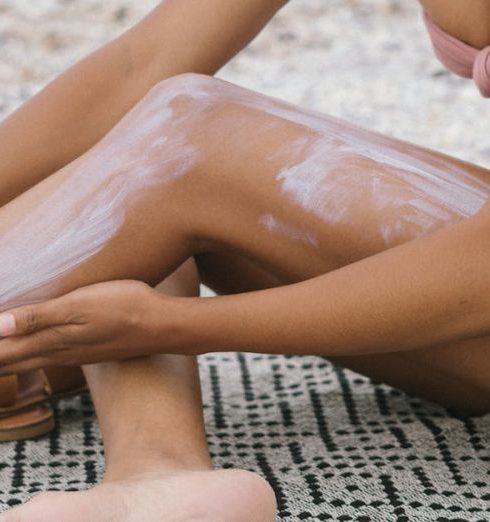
[0,314,16,337]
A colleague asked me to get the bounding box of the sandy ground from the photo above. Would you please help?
[0,0,489,168]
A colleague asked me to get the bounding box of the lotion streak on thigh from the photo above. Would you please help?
[0,82,203,310]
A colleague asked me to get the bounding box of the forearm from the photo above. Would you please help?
[419,0,490,48]
[0,0,286,205]
[178,211,490,356]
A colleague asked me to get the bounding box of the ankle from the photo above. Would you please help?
[103,452,213,483]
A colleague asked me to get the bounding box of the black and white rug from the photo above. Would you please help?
[0,353,489,521]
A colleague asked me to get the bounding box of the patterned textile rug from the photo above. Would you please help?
[0,353,488,521]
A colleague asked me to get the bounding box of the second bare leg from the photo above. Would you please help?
[198,253,490,415]
[2,260,276,522]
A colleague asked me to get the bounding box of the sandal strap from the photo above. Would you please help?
[41,366,86,395]
[0,367,86,414]
[0,375,19,408]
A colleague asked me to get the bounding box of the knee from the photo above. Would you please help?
[102,73,229,190]
[142,73,229,122]
[132,73,233,157]
[131,73,247,189]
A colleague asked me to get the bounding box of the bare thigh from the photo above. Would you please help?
[188,82,490,415]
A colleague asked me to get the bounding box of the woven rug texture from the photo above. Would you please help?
[0,353,488,521]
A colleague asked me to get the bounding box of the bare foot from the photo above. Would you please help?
[0,468,276,522]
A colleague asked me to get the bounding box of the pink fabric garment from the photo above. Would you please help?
[423,10,490,97]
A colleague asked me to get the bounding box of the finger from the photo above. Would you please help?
[0,355,56,375]
[0,344,106,375]
[0,327,66,366]
[0,298,67,337]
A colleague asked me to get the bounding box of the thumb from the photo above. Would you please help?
[0,300,61,337]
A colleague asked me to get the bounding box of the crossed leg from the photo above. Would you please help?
[1,72,490,519]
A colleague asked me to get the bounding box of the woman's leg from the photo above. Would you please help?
[2,259,276,521]
[1,73,490,413]
[87,260,211,481]
[1,71,490,520]
[0,74,284,521]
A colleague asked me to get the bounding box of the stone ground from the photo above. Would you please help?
[0,0,489,167]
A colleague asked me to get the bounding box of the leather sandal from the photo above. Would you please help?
[0,367,87,442]
[0,403,55,442]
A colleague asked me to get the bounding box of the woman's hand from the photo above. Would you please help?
[0,280,183,373]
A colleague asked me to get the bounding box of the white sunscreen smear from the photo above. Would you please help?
[0,81,203,310]
[188,77,488,245]
[259,213,319,247]
[1,74,488,310]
